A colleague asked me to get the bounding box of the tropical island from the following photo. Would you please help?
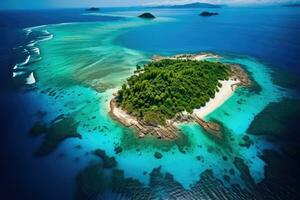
[85,7,100,11]
[152,2,222,9]
[200,11,219,17]
[138,12,156,19]
[109,53,250,139]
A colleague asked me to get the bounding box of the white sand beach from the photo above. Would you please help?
[193,79,239,118]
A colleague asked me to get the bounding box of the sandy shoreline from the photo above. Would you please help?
[193,79,239,118]
[108,53,250,139]
[108,78,239,123]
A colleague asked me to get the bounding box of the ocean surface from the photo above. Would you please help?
[0,7,300,200]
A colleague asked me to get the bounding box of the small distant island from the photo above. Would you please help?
[109,53,250,140]
[138,13,156,19]
[282,3,300,7]
[153,3,222,9]
[200,11,219,17]
[85,7,100,11]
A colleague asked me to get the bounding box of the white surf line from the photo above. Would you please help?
[25,72,36,85]
[12,71,26,77]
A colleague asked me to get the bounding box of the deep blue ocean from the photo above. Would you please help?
[0,6,300,200]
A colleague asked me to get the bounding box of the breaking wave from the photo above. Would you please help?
[12,26,53,86]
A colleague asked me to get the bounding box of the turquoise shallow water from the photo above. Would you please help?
[15,14,288,194]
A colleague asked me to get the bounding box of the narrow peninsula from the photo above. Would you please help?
[109,53,250,140]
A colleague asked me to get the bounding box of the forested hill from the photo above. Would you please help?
[116,59,230,126]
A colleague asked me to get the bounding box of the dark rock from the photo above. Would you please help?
[199,11,218,17]
[138,13,156,19]
[239,135,253,148]
[154,152,163,159]
[85,7,100,11]
[114,146,123,154]
[94,149,117,168]
[179,149,186,154]
[154,3,222,9]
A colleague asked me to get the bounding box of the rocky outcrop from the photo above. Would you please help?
[85,7,100,11]
[109,99,224,140]
[199,11,218,17]
[138,13,156,19]
[154,152,163,159]
[230,64,251,87]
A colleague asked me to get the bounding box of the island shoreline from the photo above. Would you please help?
[108,53,251,140]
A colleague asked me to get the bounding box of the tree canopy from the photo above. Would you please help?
[116,59,230,126]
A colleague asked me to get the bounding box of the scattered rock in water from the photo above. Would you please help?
[239,135,253,148]
[154,152,163,159]
[179,149,186,154]
[222,156,228,161]
[196,156,202,161]
[94,149,117,168]
[229,168,235,175]
[223,112,229,116]
[138,12,156,19]
[114,146,123,154]
[75,145,82,149]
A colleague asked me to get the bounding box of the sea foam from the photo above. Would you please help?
[25,72,36,85]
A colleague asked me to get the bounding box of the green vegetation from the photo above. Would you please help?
[116,59,230,126]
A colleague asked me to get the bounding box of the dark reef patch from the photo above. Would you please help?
[76,149,300,199]
[233,157,255,190]
[94,149,117,168]
[30,122,48,137]
[271,68,300,93]
[119,127,192,153]
[31,117,81,156]
[247,98,300,158]
[238,135,253,148]
[255,150,300,199]
[114,146,123,154]
[154,152,163,159]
